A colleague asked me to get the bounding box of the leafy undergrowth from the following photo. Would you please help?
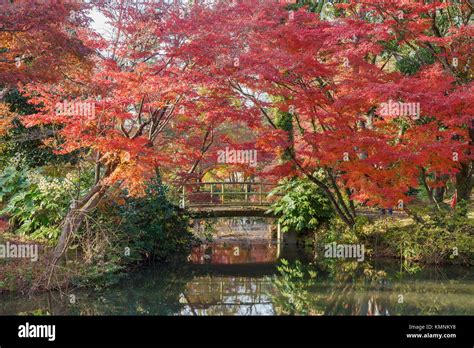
[0,231,132,294]
[312,205,474,267]
[0,233,50,294]
[0,240,130,294]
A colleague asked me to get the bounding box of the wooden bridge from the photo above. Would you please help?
[178,182,280,217]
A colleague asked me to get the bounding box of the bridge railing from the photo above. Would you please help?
[177,182,281,208]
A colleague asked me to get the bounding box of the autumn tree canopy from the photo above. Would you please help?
[176,0,473,225]
[2,0,471,256]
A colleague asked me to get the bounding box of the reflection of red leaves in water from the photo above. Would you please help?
[190,243,277,264]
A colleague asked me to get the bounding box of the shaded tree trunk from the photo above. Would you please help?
[433,173,448,203]
[51,184,107,265]
[327,170,356,225]
[455,120,474,201]
[433,185,446,203]
[305,174,355,228]
[51,161,118,267]
[346,188,357,218]
[455,161,473,201]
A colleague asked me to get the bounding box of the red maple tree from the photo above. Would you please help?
[177,0,473,226]
[12,0,473,260]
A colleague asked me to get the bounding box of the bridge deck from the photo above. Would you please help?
[187,205,271,218]
[178,182,280,217]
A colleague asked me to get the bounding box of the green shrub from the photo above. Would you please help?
[0,166,87,243]
[0,165,28,204]
[383,208,473,265]
[312,206,473,267]
[268,177,334,234]
[116,176,195,262]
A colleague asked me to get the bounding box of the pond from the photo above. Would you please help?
[0,217,472,316]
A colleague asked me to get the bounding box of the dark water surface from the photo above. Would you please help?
[1,240,472,316]
[1,217,473,315]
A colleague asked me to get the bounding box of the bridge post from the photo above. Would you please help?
[209,184,213,204]
[221,183,225,204]
[259,184,263,205]
[181,186,186,208]
[276,222,282,258]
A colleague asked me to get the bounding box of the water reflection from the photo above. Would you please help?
[1,249,472,316]
[271,259,474,316]
[179,276,275,315]
[189,242,278,265]
[0,213,472,316]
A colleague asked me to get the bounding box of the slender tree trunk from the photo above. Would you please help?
[346,188,357,218]
[51,184,107,265]
[305,175,355,228]
[455,161,473,202]
[455,120,474,201]
[51,163,118,266]
[327,170,355,224]
[433,173,448,203]
[433,186,446,203]
[420,167,441,210]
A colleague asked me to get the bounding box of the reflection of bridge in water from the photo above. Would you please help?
[173,183,294,314]
[180,237,302,315]
[179,276,276,315]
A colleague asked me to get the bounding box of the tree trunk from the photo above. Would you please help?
[456,119,474,201]
[433,185,446,203]
[346,188,357,218]
[305,175,355,228]
[51,184,107,265]
[327,170,355,225]
[455,161,473,202]
[0,86,11,101]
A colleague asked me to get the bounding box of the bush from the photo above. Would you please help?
[0,166,84,242]
[311,206,473,267]
[381,206,473,265]
[116,175,195,262]
[0,165,28,204]
[59,176,195,289]
[268,177,334,234]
